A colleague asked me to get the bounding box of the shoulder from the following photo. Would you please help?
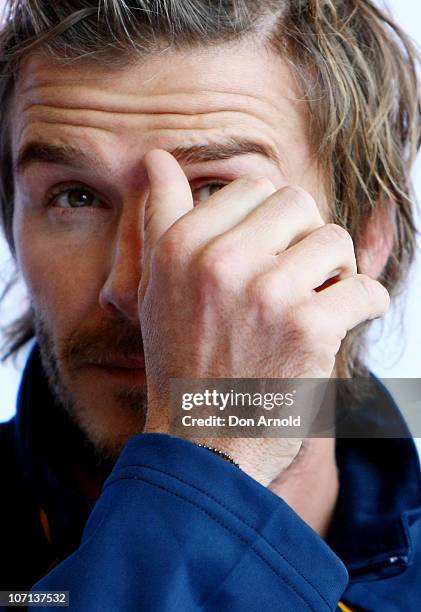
[0,417,24,502]
[0,417,17,470]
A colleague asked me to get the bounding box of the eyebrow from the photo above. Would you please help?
[14,137,282,176]
[14,142,106,176]
[170,139,282,167]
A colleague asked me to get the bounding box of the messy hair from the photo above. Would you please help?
[0,0,420,380]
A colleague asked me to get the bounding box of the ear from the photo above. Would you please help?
[357,200,396,279]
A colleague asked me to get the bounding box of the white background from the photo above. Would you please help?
[1,1,421,423]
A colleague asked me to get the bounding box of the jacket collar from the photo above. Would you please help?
[14,343,99,559]
[15,344,421,580]
[327,376,421,582]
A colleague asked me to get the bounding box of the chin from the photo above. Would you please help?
[72,394,147,463]
[56,368,149,463]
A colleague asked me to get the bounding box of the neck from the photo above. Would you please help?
[269,438,339,538]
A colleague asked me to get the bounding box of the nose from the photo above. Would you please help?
[99,212,143,324]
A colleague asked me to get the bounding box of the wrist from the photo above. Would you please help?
[195,437,302,487]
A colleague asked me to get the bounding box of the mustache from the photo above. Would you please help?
[65,317,144,369]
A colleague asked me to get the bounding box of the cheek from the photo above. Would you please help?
[13,209,108,331]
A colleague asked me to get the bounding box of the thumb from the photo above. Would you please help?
[139,149,193,301]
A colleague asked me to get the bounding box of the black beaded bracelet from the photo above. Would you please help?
[196,443,240,468]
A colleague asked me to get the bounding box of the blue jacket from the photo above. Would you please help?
[2,346,421,610]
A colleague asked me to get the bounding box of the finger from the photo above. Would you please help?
[140,149,193,300]
[272,224,357,295]
[170,176,278,249]
[200,186,325,279]
[314,274,390,332]
[219,186,324,256]
[143,149,194,250]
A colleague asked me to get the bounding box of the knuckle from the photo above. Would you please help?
[356,273,376,302]
[374,278,390,301]
[280,185,326,228]
[154,228,188,267]
[281,185,318,213]
[247,274,289,322]
[248,272,278,296]
[246,270,297,321]
[357,275,390,312]
[237,176,274,191]
[235,176,276,199]
[252,176,276,193]
[198,242,235,288]
[248,276,275,312]
[379,283,391,311]
[322,223,354,249]
[152,239,174,271]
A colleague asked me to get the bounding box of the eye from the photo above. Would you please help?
[49,187,101,209]
[193,181,227,204]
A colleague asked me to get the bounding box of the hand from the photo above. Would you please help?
[139,150,390,485]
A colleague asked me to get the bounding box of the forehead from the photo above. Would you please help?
[15,41,300,110]
[13,41,306,139]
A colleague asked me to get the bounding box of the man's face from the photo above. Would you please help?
[11,39,325,459]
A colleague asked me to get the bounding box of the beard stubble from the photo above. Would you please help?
[32,304,148,465]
